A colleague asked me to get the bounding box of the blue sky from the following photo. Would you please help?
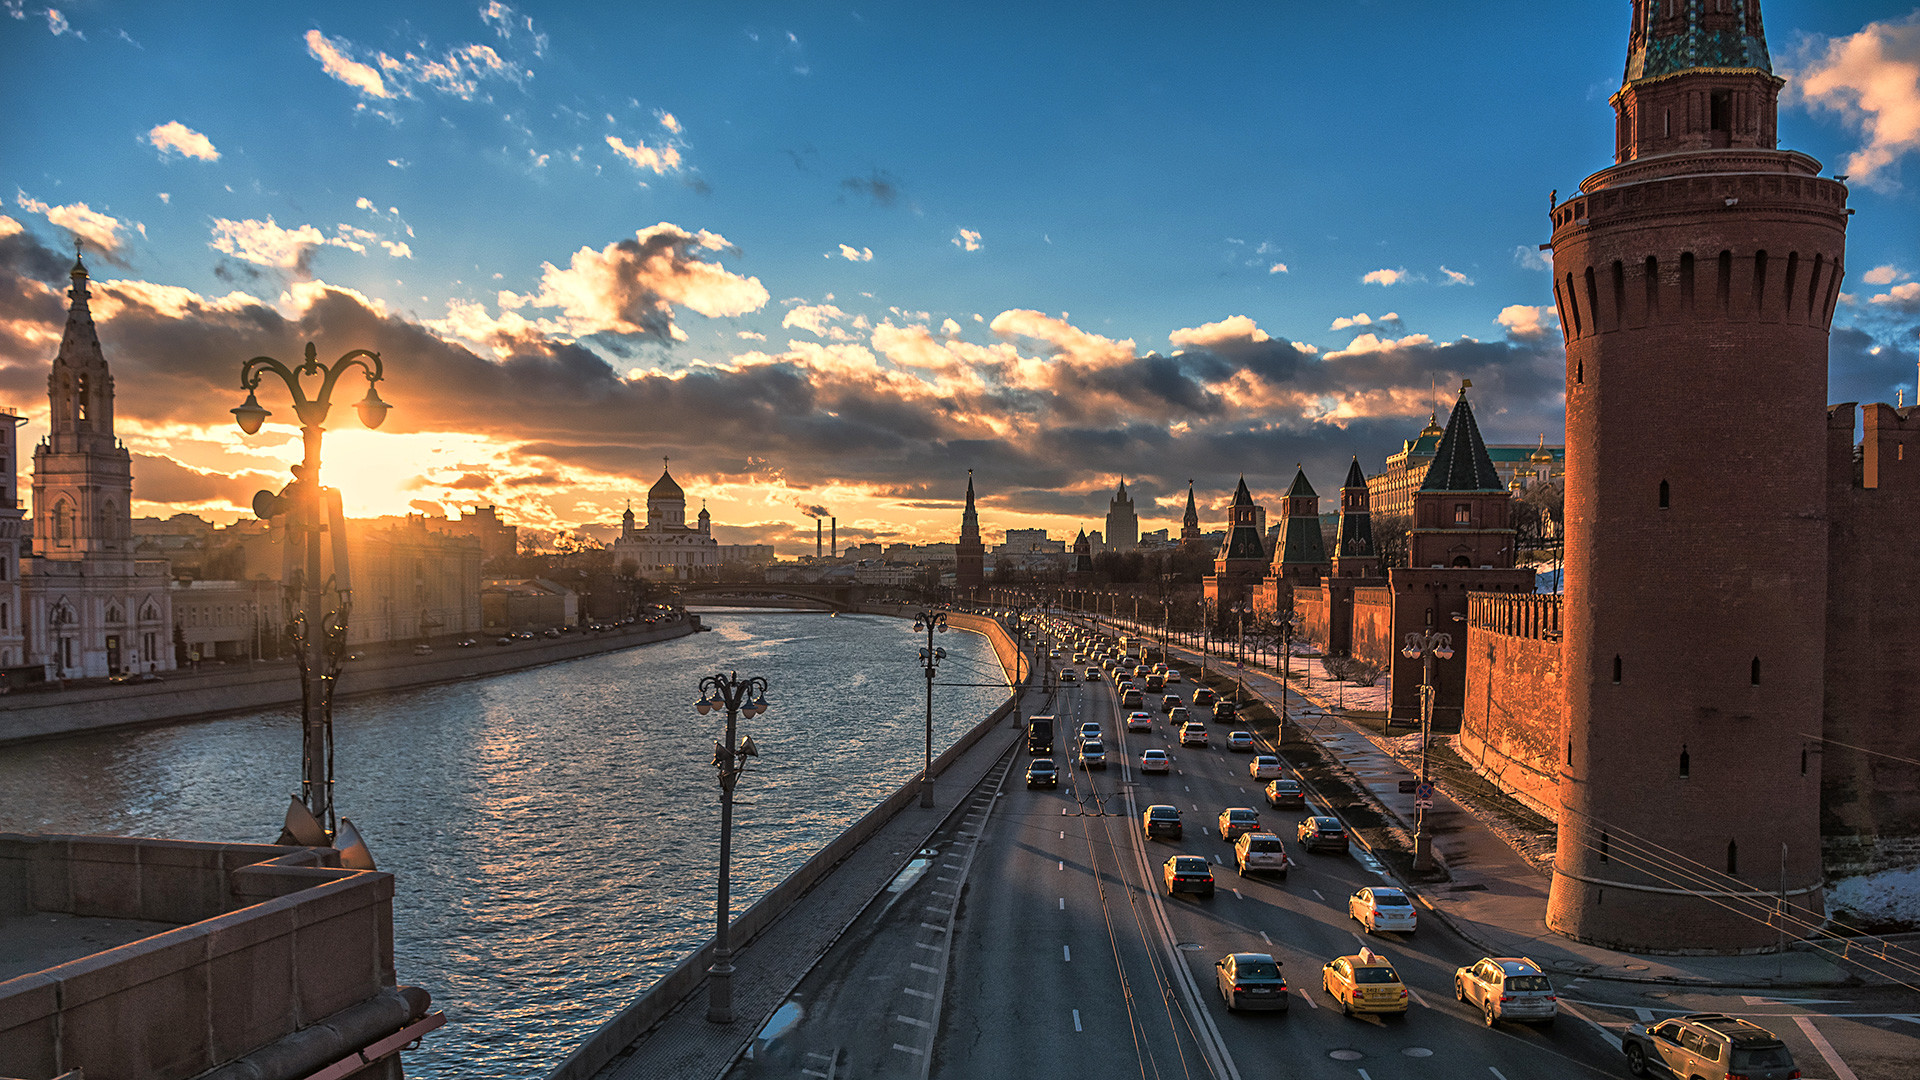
[2,2,1916,551]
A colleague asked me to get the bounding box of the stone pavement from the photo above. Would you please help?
[576,682,1047,1080]
[1110,621,1869,990]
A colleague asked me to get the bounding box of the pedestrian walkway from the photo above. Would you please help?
[558,680,1048,1080]
[1101,617,1865,989]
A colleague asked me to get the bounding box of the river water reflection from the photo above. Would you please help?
[0,610,1010,1077]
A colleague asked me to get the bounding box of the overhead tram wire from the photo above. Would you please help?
[1800,733,1920,770]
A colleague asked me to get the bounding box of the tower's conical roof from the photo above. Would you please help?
[1230,475,1253,506]
[649,465,683,500]
[1285,467,1317,500]
[1624,0,1771,84]
[1420,386,1505,493]
[1343,456,1367,489]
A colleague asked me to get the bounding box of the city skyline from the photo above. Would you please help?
[2,1,1916,554]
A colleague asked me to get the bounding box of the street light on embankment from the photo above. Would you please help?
[912,610,948,808]
[697,670,769,1024]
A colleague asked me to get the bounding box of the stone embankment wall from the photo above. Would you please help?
[0,618,697,746]
[546,610,1024,1080]
[1458,593,1565,820]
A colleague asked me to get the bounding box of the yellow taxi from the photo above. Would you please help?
[1321,947,1409,1016]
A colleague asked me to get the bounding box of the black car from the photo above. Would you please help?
[1142,804,1183,840]
[1297,816,1349,853]
[1026,758,1059,789]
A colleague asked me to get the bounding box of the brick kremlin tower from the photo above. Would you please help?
[1332,458,1378,578]
[1546,0,1849,952]
[1180,480,1203,550]
[1272,466,1329,586]
[954,470,985,598]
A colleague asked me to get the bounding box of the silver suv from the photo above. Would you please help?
[1452,956,1555,1025]
[1622,1013,1799,1080]
[1233,832,1290,877]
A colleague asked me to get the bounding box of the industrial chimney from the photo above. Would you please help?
[831,517,837,558]
[815,518,821,558]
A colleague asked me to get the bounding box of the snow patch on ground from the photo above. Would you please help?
[1826,864,1920,929]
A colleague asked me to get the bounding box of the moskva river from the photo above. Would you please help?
[0,610,1010,1078]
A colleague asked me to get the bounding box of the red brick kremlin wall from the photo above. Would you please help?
[1459,594,1565,820]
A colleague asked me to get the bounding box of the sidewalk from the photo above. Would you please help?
[566,678,1048,1080]
[1099,617,1866,989]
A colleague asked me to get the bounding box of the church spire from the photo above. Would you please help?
[1180,478,1202,548]
[49,250,117,450]
[1614,0,1781,162]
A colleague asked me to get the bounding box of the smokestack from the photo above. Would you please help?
[831,517,837,557]
[816,518,822,557]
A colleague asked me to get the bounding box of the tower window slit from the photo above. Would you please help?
[1584,267,1600,333]
[1645,255,1660,318]
[1565,272,1583,335]
[1680,252,1695,309]
[1751,657,1761,685]
[1600,832,1609,862]
[1679,744,1690,778]
[1726,839,1738,876]
[1711,90,1732,132]
[1717,250,1732,311]
[1783,252,1800,319]
[1659,479,1670,509]
[1611,260,1626,327]
[1612,655,1622,684]
[1808,254,1825,315]
[1801,746,1809,775]
[1753,250,1768,314]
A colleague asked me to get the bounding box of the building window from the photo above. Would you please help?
[1753,250,1769,313]
[1599,831,1609,862]
[1726,839,1738,876]
[1645,255,1660,318]
[1718,250,1732,310]
[1,603,7,630]
[1613,655,1622,684]
[1710,90,1732,133]
[1751,657,1761,686]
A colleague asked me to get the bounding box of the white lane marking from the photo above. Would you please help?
[1073,1008,1083,1032]
[910,962,939,974]
[1193,804,1200,811]
[892,1044,924,1056]
[1489,1069,1509,1080]
[1260,931,1271,945]
[1213,854,1222,864]
[895,1014,932,1028]
[1061,831,1066,839]
[902,988,935,999]
[935,875,959,883]
[802,1071,829,1079]
[1064,945,1072,962]
[920,922,947,932]
[1185,785,1191,791]
[1793,1014,1862,1080]
[1300,986,1318,1008]
[914,941,941,951]
[1232,888,1243,900]
[1633,1007,1654,1021]
[924,905,948,914]
[1409,987,1429,1009]
[1357,1070,1372,1080]
[930,890,958,899]
[1313,889,1325,900]
[1558,1001,1623,1052]
[1351,931,1368,948]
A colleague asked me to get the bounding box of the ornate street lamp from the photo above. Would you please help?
[1401,621,1455,872]
[697,670,769,1024]
[912,611,948,808]
[235,342,388,840]
[1277,609,1302,741]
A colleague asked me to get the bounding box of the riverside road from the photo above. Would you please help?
[722,620,1918,1080]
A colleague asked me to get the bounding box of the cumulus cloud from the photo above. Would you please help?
[1439,265,1475,286]
[1268,263,1289,274]
[836,244,873,262]
[1788,13,1920,188]
[1171,315,1270,349]
[953,228,982,252]
[606,134,682,174]
[14,192,134,260]
[737,330,766,341]
[1496,304,1558,339]
[1363,268,1407,286]
[1330,312,1398,331]
[208,217,385,272]
[1870,281,1920,312]
[147,121,220,161]
[658,111,683,134]
[1512,245,1552,272]
[518,223,769,341]
[1862,264,1903,285]
[783,302,851,340]
[305,29,391,98]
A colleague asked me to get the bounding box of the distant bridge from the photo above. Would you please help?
[674,583,877,612]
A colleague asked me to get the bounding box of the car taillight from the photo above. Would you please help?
[1232,985,1246,994]
[1500,995,1512,1002]
[1399,988,1409,998]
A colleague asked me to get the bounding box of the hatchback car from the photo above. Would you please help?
[1191,687,1217,707]
[1142,804,1183,840]
[1234,832,1290,877]
[1127,711,1154,732]
[1622,1013,1799,1080]
[1322,949,1408,1016]
[1164,669,1182,684]
[1179,722,1210,747]
[1264,778,1306,809]
[1162,854,1214,897]
[1167,706,1191,726]
[1454,957,1557,1026]
[1349,887,1418,934]
[1079,721,1102,742]
[1139,748,1170,774]
[1215,952,1288,1012]
[1225,730,1256,752]
[1297,816,1349,852]
[1025,758,1058,788]
[1249,754,1284,780]
[1217,807,1261,842]
[1078,739,1107,770]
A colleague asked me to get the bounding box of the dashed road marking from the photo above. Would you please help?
[910,962,939,974]
[914,941,941,951]
[1300,987,1318,1009]
[1633,1007,1653,1021]
[895,1015,931,1028]
[1558,1001,1622,1052]
[1064,945,1072,962]
[1313,889,1325,900]
[1058,897,1064,909]
[1260,931,1271,945]
[892,1044,924,1056]
[902,988,935,999]
[1073,1008,1083,1032]
[920,922,946,932]
[1409,988,1429,1009]
[1489,1069,1510,1080]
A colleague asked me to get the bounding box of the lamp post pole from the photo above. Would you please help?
[1401,622,1454,872]
[233,342,389,838]
[1278,610,1300,742]
[913,611,948,807]
[696,671,769,1024]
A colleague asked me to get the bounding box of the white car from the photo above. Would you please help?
[1139,748,1170,773]
[1127,711,1154,732]
[1349,886,1418,934]
[1234,832,1290,877]
[1164,669,1182,684]
[1225,730,1255,752]
[1249,754,1284,780]
[1179,722,1210,747]
[1454,957,1557,1026]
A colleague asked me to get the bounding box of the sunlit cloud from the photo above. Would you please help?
[517,222,769,340]
[606,134,682,174]
[1496,303,1558,339]
[1363,267,1407,285]
[1439,265,1474,286]
[836,244,874,262]
[1861,264,1903,285]
[146,121,220,161]
[14,191,134,259]
[952,228,982,252]
[305,29,392,99]
[1787,13,1920,189]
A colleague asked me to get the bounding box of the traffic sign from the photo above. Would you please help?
[1415,782,1434,801]
[1414,797,1434,811]
[1397,779,1417,794]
